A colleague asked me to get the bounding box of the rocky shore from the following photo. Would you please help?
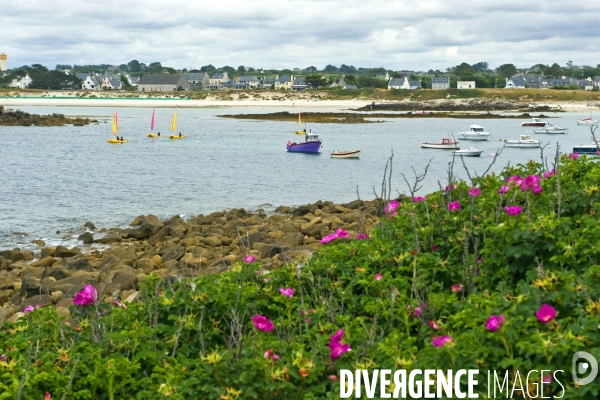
[355,98,564,112]
[0,105,97,126]
[0,199,381,324]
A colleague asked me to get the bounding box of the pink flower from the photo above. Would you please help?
[498,185,510,194]
[428,321,439,330]
[536,304,557,324]
[543,169,555,179]
[263,278,270,282]
[374,273,382,281]
[113,300,127,309]
[279,288,295,298]
[23,305,35,314]
[532,184,543,194]
[264,349,280,361]
[384,200,399,214]
[73,284,97,306]
[485,314,505,331]
[445,184,456,192]
[321,232,338,244]
[506,175,521,183]
[251,315,275,332]
[431,245,439,251]
[45,393,52,400]
[468,188,481,197]
[543,372,552,384]
[413,196,426,202]
[504,205,523,216]
[448,201,460,211]
[432,336,453,347]
[244,255,255,263]
[306,317,311,323]
[451,284,463,292]
[335,229,351,239]
[410,303,424,317]
[356,233,369,240]
[386,211,398,219]
[329,329,351,360]
[566,152,580,160]
[328,375,339,382]
[0,354,6,362]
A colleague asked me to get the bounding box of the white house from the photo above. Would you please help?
[457,81,476,89]
[274,75,293,90]
[505,77,525,89]
[239,76,261,89]
[388,77,410,90]
[9,73,32,89]
[432,76,450,90]
[83,76,100,90]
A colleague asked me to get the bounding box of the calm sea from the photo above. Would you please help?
[0,105,595,250]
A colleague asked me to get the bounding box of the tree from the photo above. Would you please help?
[566,60,574,69]
[220,66,235,73]
[119,64,129,71]
[496,63,517,78]
[128,60,141,72]
[545,63,563,79]
[451,63,472,76]
[471,62,489,73]
[120,74,134,91]
[323,64,338,72]
[148,62,162,73]
[339,64,357,73]
[237,65,245,72]
[200,64,216,72]
[305,74,327,88]
[305,66,317,73]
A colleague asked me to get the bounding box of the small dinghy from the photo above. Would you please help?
[452,147,484,157]
[421,138,459,149]
[331,150,360,158]
[533,122,568,134]
[504,135,541,148]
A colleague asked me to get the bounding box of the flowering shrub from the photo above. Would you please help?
[1,155,600,398]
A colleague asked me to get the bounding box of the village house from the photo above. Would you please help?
[184,72,210,89]
[262,76,276,88]
[9,73,32,89]
[100,76,123,90]
[137,74,191,92]
[291,77,310,91]
[239,76,261,89]
[274,75,293,90]
[387,76,420,90]
[505,76,526,89]
[77,73,101,90]
[457,81,476,89]
[432,76,450,90]
[208,72,229,89]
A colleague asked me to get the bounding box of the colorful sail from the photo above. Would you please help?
[112,111,118,135]
[151,108,155,131]
[170,108,177,131]
[298,110,302,127]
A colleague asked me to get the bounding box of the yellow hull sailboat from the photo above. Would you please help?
[168,108,186,139]
[293,109,306,135]
[147,108,161,137]
[107,111,129,143]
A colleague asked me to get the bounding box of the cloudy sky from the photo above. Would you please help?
[2,0,599,71]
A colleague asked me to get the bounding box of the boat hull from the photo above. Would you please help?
[457,134,490,141]
[533,129,567,134]
[421,143,459,149]
[107,139,129,144]
[169,135,186,139]
[573,145,600,155]
[331,150,360,158]
[504,141,540,148]
[452,150,483,157]
[287,141,321,153]
[147,134,161,138]
[521,122,546,127]
[577,120,599,126]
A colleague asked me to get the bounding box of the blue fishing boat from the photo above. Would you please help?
[287,129,322,153]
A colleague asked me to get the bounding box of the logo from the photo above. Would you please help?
[572,351,598,386]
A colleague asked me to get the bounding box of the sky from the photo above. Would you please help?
[2,0,600,72]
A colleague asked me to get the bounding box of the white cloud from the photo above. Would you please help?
[1,0,599,71]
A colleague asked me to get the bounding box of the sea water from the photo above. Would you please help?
[0,106,594,250]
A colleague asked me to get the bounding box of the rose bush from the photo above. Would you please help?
[1,155,599,398]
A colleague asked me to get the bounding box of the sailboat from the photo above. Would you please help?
[168,108,186,139]
[578,93,598,126]
[293,110,306,134]
[147,109,161,137]
[107,111,128,143]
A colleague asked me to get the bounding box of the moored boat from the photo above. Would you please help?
[521,118,547,127]
[452,147,484,157]
[504,135,540,148]
[421,138,459,149]
[533,122,568,134]
[577,117,598,126]
[169,135,186,139]
[457,124,490,141]
[331,150,360,158]
[107,139,129,144]
[287,130,322,153]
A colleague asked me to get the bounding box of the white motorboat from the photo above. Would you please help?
[457,124,490,141]
[521,118,548,127]
[533,122,568,134]
[577,117,599,126]
[331,150,360,158]
[504,135,541,148]
[452,147,484,157]
[421,138,459,149]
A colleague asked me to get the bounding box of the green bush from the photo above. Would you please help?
[1,154,600,399]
